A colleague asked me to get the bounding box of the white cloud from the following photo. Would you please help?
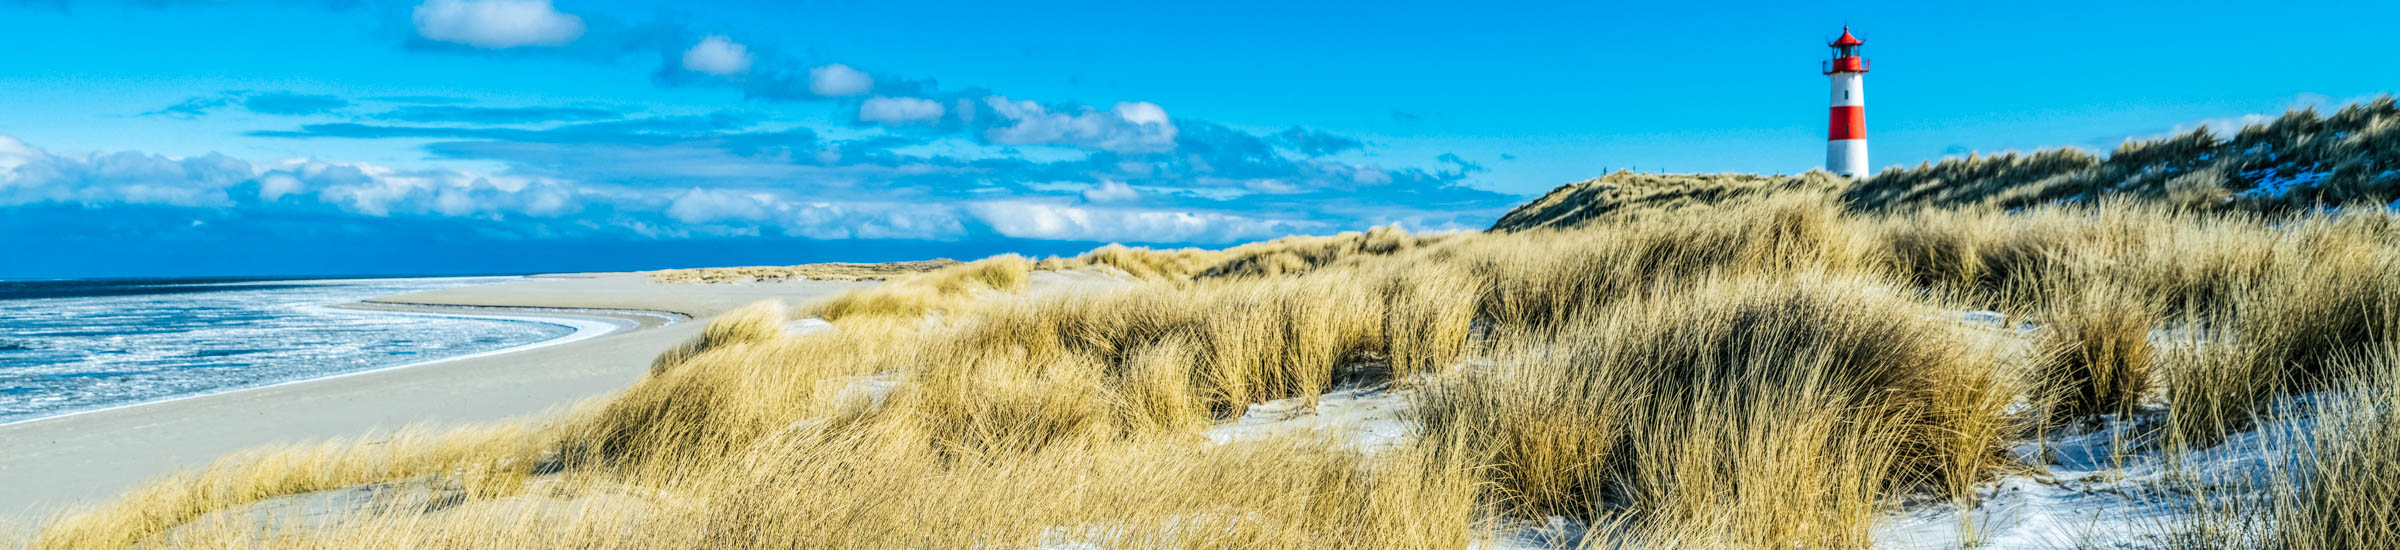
[779,201,968,240]
[0,134,590,219]
[1242,179,1299,194]
[983,96,1178,154]
[0,143,247,208]
[1349,166,1393,185]
[293,162,572,218]
[658,189,970,240]
[413,0,585,49]
[808,64,874,97]
[1114,160,1153,177]
[680,35,754,76]
[966,201,1302,243]
[0,135,982,241]
[0,135,37,174]
[0,135,41,191]
[257,173,305,201]
[1113,101,1169,126]
[1081,180,1138,202]
[857,96,946,124]
[665,188,772,224]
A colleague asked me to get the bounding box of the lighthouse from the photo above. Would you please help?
[1823,27,1870,177]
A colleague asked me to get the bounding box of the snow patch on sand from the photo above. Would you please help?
[1206,383,1413,453]
[830,370,902,409]
[2239,169,2329,200]
[782,317,832,336]
[1875,396,2318,549]
[1481,516,1596,550]
[1960,309,2009,329]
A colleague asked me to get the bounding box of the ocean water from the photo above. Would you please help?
[0,277,575,424]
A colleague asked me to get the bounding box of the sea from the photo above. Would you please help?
[0,276,577,424]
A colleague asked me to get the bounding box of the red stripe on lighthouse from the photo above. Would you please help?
[1828,106,1865,141]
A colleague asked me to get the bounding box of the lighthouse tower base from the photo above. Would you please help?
[1828,139,1868,178]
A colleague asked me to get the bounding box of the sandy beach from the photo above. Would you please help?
[0,273,867,519]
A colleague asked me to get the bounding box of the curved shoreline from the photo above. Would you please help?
[0,273,870,519]
[0,302,669,430]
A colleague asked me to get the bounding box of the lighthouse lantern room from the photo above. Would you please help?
[1823,27,1870,177]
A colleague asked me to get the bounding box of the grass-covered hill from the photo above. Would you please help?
[1497,96,2398,232]
[1488,172,1847,231]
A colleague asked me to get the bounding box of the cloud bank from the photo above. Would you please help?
[5,1,1525,278]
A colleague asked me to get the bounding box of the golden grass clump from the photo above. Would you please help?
[1873,208,1993,292]
[2174,342,2400,550]
[2231,222,2400,384]
[574,313,927,470]
[807,254,1035,320]
[646,299,787,374]
[672,431,1485,548]
[2164,218,2399,444]
[32,423,563,549]
[146,435,1485,549]
[570,256,1446,482]
[2268,342,2400,549]
[1034,243,1224,280]
[1414,272,2012,545]
[2031,281,2159,421]
[1471,193,1866,335]
[1032,225,1458,281]
[1194,225,1456,279]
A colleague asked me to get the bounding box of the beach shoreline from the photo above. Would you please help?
[0,273,868,519]
[0,301,659,431]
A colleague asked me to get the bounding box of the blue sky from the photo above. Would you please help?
[3,0,2394,279]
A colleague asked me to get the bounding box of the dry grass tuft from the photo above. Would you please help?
[807,254,1035,320]
[1195,225,1457,279]
[2165,219,2399,445]
[645,299,786,374]
[1415,272,2012,545]
[1032,225,1458,281]
[2269,342,2400,549]
[2032,282,2159,421]
[1034,243,1222,281]
[32,423,563,549]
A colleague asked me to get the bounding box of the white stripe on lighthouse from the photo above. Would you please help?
[1830,73,1864,107]
[1828,139,1868,178]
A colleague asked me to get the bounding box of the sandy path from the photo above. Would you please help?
[0,273,866,519]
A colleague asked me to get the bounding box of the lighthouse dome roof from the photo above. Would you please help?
[1831,27,1864,47]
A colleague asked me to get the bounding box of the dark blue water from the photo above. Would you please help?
[0,277,574,423]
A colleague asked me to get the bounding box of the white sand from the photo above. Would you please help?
[0,273,868,519]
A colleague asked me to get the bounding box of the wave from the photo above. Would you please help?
[0,276,567,423]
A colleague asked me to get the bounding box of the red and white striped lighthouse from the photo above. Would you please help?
[1823,27,1870,177]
